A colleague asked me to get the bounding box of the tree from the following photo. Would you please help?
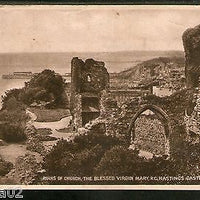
[2,69,68,109]
[26,69,66,107]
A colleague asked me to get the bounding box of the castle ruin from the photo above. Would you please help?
[183,24,200,139]
[70,57,109,131]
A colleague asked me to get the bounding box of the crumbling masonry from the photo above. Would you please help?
[183,24,200,139]
[183,24,200,88]
[70,57,109,131]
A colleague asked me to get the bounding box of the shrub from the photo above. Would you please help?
[26,69,66,108]
[95,145,144,176]
[43,133,123,178]
[73,132,122,150]
[2,96,25,111]
[1,88,23,109]
[2,70,68,109]
[43,131,200,184]
[59,144,104,176]
[0,109,28,124]
[21,87,49,105]
[0,95,28,143]
[0,156,13,176]
[0,123,26,143]
[43,140,78,175]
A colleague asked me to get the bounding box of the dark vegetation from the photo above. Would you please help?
[0,69,68,143]
[42,132,124,184]
[0,97,28,143]
[2,69,68,109]
[23,69,67,108]
[36,128,57,142]
[42,129,200,184]
[0,156,13,176]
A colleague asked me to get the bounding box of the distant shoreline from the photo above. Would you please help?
[0,50,184,74]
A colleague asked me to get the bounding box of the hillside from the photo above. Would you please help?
[111,56,185,90]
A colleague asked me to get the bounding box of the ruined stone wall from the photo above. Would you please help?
[183,24,200,141]
[184,84,200,142]
[70,57,109,131]
[183,24,200,88]
[81,59,109,93]
[100,89,194,157]
[71,94,82,131]
[109,89,151,107]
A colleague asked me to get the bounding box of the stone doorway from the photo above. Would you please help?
[128,104,170,157]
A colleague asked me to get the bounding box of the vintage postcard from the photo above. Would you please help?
[0,5,199,189]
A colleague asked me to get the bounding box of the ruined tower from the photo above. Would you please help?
[183,24,200,138]
[70,57,109,131]
[183,24,200,88]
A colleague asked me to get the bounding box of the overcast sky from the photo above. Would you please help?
[0,6,200,53]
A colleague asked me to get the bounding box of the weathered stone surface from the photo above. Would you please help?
[70,93,82,130]
[71,57,109,93]
[81,59,109,93]
[70,57,109,131]
[71,57,84,93]
[85,119,106,135]
[182,25,200,141]
[183,24,200,88]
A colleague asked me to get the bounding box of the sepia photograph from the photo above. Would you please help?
[0,5,199,187]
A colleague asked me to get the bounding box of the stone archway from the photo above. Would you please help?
[128,104,171,156]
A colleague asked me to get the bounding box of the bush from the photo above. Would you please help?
[26,69,66,108]
[21,87,50,105]
[1,88,24,109]
[0,156,13,176]
[59,144,104,176]
[2,96,25,111]
[1,70,68,109]
[0,123,26,143]
[0,109,28,124]
[43,133,123,178]
[43,130,200,184]
[0,95,28,143]
[73,132,122,150]
[95,145,144,176]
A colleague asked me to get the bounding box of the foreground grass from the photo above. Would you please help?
[29,108,71,122]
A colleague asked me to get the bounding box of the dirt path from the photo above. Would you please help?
[27,108,73,151]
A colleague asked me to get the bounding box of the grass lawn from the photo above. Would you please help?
[29,108,71,122]
[56,127,73,133]
[36,128,52,135]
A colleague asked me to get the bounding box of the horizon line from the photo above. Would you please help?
[0,50,184,54]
